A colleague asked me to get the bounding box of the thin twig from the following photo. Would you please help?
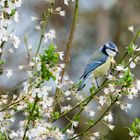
[52,0,79,114]
[22,95,38,140]
[0,96,26,112]
[0,121,9,140]
[117,28,140,64]
[35,8,52,56]
[24,34,31,63]
[60,0,79,82]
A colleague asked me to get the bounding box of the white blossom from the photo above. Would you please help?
[89,111,95,117]
[136,80,140,91]
[132,44,140,51]
[18,65,24,70]
[44,29,56,43]
[0,48,2,53]
[45,97,54,107]
[94,132,100,137]
[35,25,41,31]
[6,69,13,78]
[29,62,35,67]
[65,91,71,96]
[31,16,38,21]
[104,113,113,122]
[120,103,132,112]
[116,65,128,71]
[129,131,134,137]
[61,105,72,113]
[59,11,66,16]
[8,48,14,53]
[37,62,41,71]
[9,131,18,139]
[108,124,115,130]
[66,129,74,136]
[130,61,136,69]
[64,0,69,5]
[99,96,106,106]
[26,128,38,139]
[128,26,135,33]
[14,11,19,22]
[72,121,79,128]
[58,51,64,60]
[10,34,20,49]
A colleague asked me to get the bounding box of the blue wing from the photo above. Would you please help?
[78,54,108,91]
[80,54,108,79]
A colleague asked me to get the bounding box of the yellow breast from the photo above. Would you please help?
[93,56,112,78]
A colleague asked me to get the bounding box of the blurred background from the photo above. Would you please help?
[1,0,140,139]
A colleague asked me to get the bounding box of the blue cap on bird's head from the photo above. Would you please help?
[100,41,118,57]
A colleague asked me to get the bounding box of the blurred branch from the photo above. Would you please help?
[60,0,79,82]
[117,28,140,64]
[52,0,79,114]
[24,34,31,63]
[0,42,5,74]
[0,96,25,112]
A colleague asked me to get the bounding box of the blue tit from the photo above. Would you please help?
[78,41,118,91]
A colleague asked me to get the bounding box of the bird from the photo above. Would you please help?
[78,41,118,91]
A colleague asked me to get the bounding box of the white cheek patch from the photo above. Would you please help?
[106,49,116,57]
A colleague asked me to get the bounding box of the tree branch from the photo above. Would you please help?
[52,0,79,114]
[70,96,119,140]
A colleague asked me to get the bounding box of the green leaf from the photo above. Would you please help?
[0,60,5,65]
[41,62,56,81]
[90,84,96,94]
[39,43,59,81]
[53,112,60,120]
[0,132,6,140]
[128,118,140,137]
[87,119,94,126]
[127,43,134,54]
[10,9,16,16]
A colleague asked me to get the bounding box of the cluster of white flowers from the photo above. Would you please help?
[26,124,64,140]
[44,29,56,43]
[0,0,22,78]
[0,0,21,47]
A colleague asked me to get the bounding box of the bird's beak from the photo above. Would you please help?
[115,50,119,54]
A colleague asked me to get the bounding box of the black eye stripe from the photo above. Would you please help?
[106,47,117,52]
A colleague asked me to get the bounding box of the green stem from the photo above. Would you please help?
[70,96,119,140]
[35,34,44,57]
[117,28,140,64]
[35,10,51,57]
[52,82,108,123]
[61,83,109,132]
[125,51,140,67]
[22,95,38,140]
[62,97,91,133]
[0,96,25,112]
